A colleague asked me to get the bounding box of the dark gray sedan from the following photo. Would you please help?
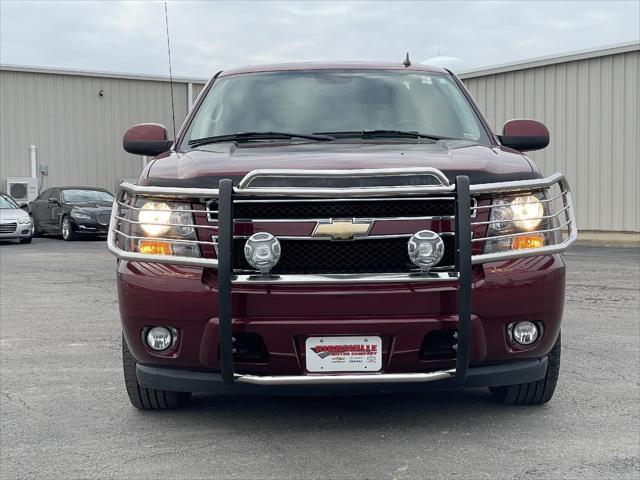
[28,187,114,241]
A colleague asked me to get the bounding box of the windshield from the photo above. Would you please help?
[62,189,114,203]
[0,195,18,209]
[184,70,490,146]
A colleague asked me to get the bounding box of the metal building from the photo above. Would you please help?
[460,42,639,233]
[1,41,638,233]
[0,65,206,198]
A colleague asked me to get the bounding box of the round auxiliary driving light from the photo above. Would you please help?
[145,326,173,351]
[408,230,445,272]
[512,321,540,346]
[244,232,281,274]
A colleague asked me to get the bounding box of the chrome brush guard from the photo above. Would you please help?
[107,168,576,388]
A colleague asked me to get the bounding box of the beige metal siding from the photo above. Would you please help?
[463,49,639,232]
[0,69,206,193]
[192,82,206,100]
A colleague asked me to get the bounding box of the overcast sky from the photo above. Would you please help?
[1,0,638,79]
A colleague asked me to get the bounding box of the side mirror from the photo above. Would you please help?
[498,119,550,152]
[123,123,173,156]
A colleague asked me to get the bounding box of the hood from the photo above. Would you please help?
[0,209,30,222]
[67,202,113,211]
[145,140,539,188]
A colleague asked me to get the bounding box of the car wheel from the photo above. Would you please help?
[61,216,76,241]
[489,332,561,405]
[122,335,191,410]
[19,237,32,244]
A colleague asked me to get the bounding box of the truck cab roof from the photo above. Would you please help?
[219,61,450,78]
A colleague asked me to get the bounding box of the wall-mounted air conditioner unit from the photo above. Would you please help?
[4,177,38,206]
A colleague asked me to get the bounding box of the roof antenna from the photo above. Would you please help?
[403,52,411,68]
[164,1,177,140]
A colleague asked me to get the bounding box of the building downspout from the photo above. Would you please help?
[29,145,37,179]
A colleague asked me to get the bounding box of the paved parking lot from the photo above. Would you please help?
[1,238,638,479]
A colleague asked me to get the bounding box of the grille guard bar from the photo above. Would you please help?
[107,171,577,388]
[107,172,577,269]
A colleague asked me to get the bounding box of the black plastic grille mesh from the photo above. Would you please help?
[233,236,455,274]
[232,199,454,220]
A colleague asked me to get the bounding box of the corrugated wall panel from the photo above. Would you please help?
[0,70,206,193]
[1,56,637,232]
[463,49,639,232]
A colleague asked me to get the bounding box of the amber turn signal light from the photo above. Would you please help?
[512,234,545,250]
[138,240,172,255]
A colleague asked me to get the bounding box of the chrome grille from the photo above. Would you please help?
[97,214,111,225]
[232,236,456,274]
[0,222,17,233]
[228,198,455,220]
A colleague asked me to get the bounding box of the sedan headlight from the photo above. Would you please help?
[18,216,31,224]
[71,211,92,220]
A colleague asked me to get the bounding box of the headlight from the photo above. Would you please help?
[71,211,92,220]
[171,205,195,237]
[138,202,171,236]
[511,196,543,231]
[18,216,31,224]
[133,201,200,258]
[485,193,546,254]
[488,199,513,232]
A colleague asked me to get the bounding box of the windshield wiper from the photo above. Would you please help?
[188,131,335,147]
[314,130,457,141]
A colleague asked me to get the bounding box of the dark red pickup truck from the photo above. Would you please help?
[108,62,577,409]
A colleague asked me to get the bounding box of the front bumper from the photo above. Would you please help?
[0,222,33,239]
[71,218,109,235]
[119,253,565,378]
[136,357,548,394]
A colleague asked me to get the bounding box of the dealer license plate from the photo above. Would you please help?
[305,336,382,373]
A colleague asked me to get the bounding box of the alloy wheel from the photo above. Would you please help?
[62,218,70,239]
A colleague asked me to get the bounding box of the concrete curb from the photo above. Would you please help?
[575,232,640,248]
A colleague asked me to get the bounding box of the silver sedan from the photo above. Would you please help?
[0,193,33,244]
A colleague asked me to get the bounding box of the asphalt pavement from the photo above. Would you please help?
[1,238,638,479]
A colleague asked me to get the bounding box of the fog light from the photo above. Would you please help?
[145,326,173,351]
[511,321,540,345]
[244,232,281,274]
[408,230,444,272]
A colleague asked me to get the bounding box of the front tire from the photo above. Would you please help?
[19,237,32,244]
[489,332,561,405]
[122,335,191,410]
[61,216,76,241]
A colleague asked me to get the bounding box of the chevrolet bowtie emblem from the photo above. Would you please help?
[312,219,372,240]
